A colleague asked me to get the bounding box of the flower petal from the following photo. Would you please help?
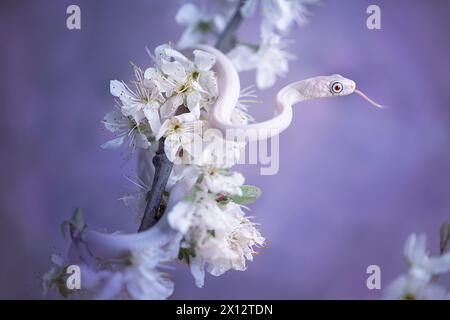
[193,50,216,71]
[161,61,187,84]
[190,259,206,288]
[167,201,195,234]
[110,80,134,105]
[186,91,201,117]
[164,135,181,162]
[143,102,161,134]
[101,136,126,149]
[160,95,183,119]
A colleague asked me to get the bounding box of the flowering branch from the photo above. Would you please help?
[138,0,246,232]
[45,0,321,300]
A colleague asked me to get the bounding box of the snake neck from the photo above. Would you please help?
[277,77,331,108]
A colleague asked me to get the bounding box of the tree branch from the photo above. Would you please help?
[138,139,173,231]
[138,0,246,232]
[215,0,246,53]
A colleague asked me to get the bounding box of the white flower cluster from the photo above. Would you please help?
[385,232,450,300]
[175,0,319,89]
[44,44,263,300]
[103,44,218,154]
[169,166,265,287]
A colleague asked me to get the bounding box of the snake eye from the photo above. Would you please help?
[330,81,343,94]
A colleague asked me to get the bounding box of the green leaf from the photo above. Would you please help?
[56,276,70,298]
[60,208,88,241]
[178,246,196,265]
[229,185,262,205]
[72,208,84,230]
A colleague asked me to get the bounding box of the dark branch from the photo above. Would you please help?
[215,0,246,53]
[138,139,173,231]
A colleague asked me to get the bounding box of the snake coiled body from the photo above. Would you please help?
[200,44,359,141]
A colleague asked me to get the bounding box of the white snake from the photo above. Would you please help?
[82,45,384,259]
[201,45,384,142]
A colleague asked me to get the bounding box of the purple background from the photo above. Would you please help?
[1,0,450,299]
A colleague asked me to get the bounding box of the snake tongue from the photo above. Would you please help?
[354,89,386,109]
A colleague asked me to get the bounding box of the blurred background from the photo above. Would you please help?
[1,0,449,299]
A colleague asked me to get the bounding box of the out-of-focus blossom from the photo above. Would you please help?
[175,3,226,49]
[173,1,318,89]
[94,248,174,300]
[385,274,450,300]
[45,210,175,300]
[385,233,450,300]
[241,0,319,32]
[228,29,294,89]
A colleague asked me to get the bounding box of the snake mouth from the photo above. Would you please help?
[354,89,386,109]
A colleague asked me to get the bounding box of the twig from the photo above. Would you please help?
[215,0,246,53]
[138,139,173,231]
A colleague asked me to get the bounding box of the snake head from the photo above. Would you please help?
[302,74,355,98]
[309,74,385,109]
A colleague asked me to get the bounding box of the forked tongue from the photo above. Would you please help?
[354,89,386,109]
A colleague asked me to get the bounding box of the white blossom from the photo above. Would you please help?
[110,65,163,133]
[95,248,174,300]
[156,113,201,162]
[241,0,319,32]
[385,233,450,300]
[228,29,294,89]
[404,233,450,276]
[168,183,264,288]
[175,3,226,49]
[145,45,218,118]
[101,110,151,150]
[192,130,243,168]
[385,274,450,300]
[203,167,244,196]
